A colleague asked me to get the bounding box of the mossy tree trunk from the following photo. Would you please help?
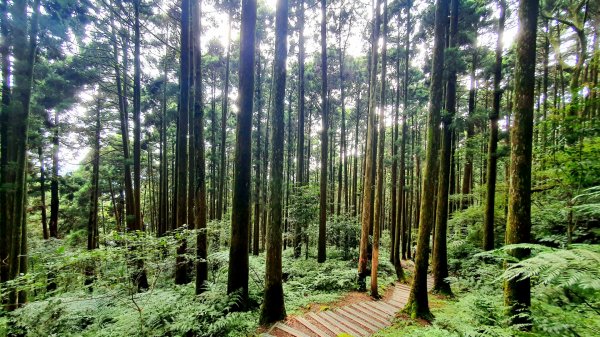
[371,0,388,298]
[432,0,459,296]
[504,0,538,330]
[260,0,288,322]
[483,0,505,251]
[403,0,448,321]
[2,0,39,310]
[358,0,381,290]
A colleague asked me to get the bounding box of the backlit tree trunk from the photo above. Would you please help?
[317,0,328,263]
[483,0,505,251]
[432,0,458,295]
[260,0,288,322]
[228,0,257,309]
[358,0,381,289]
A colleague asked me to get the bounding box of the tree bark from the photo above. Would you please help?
[2,0,39,309]
[192,0,208,295]
[175,0,191,285]
[49,110,59,238]
[218,12,232,221]
[403,0,448,320]
[38,143,49,240]
[260,0,288,322]
[228,0,257,309]
[317,0,328,263]
[133,0,142,231]
[432,0,459,296]
[371,0,388,298]
[253,47,262,256]
[294,0,306,258]
[504,0,538,330]
[358,0,381,289]
[483,0,505,251]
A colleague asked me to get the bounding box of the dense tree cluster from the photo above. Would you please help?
[1,0,599,334]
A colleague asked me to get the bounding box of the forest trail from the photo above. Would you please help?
[264,277,434,337]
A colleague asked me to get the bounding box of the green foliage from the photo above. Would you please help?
[500,244,600,292]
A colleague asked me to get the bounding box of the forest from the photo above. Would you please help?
[0,0,599,335]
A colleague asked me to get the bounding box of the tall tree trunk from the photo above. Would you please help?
[260,0,288,321]
[0,0,11,286]
[110,15,135,234]
[228,0,256,309]
[432,0,459,295]
[461,47,478,210]
[133,0,142,231]
[175,0,191,285]
[218,12,232,220]
[253,47,262,256]
[396,1,411,271]
[158,25,170,237]
[193,0,208,295]
[210,79,217,220]
[390,38,399,264]
[285,88,293,250]
[372,0,388,297]
[49,110,59,238]
[504,0,538,330]
[358,0,381,289]
[2,0,39,309]
[87,99,102,252]
[38,143,49,240]
[483,0,505,251]
[404,0,448,320]
[294,0,306,258]
[352,92,361,217]
[317,0,328,263]
[261,88,270,252]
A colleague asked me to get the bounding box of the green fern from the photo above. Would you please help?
[500,244,600,291]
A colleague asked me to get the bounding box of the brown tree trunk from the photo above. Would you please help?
[404,0,448,320]
[461,47,478,210]
[432,0,459,295]
[175,0,191,286]
[396,1,411,271]
[133,0,142,232]
[228,0,256,309]
[193,0,208,295]
[38,143,49,240]
[358,0,381,289]
[504,0,538,330]
[294,0,306,258]
[260,0,288,321]
[317,0,328,263]
[0,0,11,286]
[483,0,505,251]
[253,47,262,256]
[218,12,232,221]
[371,0,388,297]
[49,110,59,238]
[2,0,39,309]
